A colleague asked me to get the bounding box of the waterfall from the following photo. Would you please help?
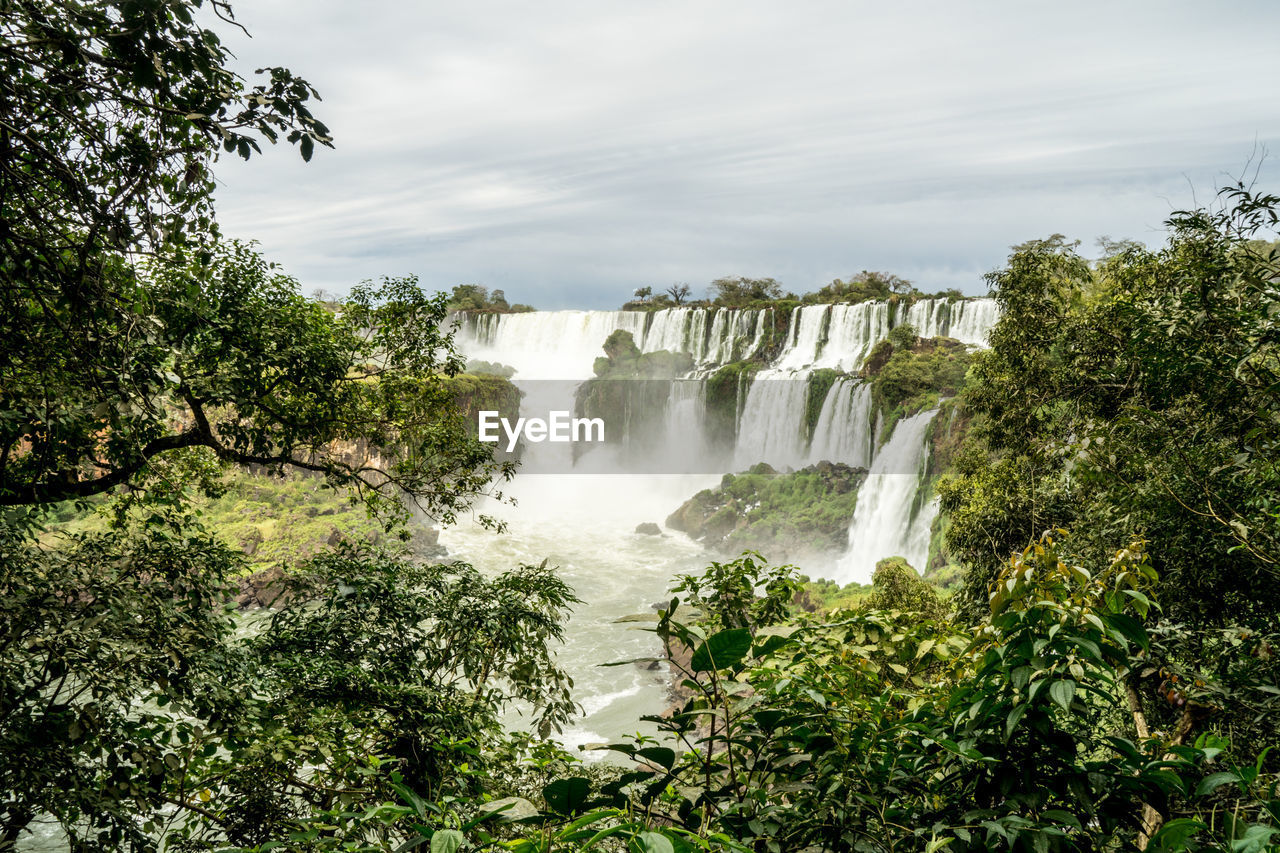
[947,298,1000,346]
[453,298,998,377]
[452,298,998,482]
[773,305,830,371]
[453,306,784,377]
[815,302,893,370]
[662,379,710,471]
[900,297,998,346]
[732,371,812,470]
[833,408,940,584]
[806,379,873,467]
[454,310,645,379]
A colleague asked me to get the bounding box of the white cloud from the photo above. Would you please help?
[212,0,1280,307]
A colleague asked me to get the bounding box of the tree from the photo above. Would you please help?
[1,2,500,526]
[1,2,334,489]
[1,241,510,529]
[807,270,915,303]
[632,285,653,303]
[666,282,691,305]
[0,2,562,848]
[446,283,489,310]
[939,185,1280,628]
[709,276,782,307]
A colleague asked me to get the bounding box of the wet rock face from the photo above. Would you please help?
[235,564,291,609]
[634,522,663,536]
[407,525,448,561]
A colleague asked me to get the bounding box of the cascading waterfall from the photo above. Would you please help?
[453,306,779,376]
[834,409,941,584]
[732,370,813,470]
[662,379,710,470]
[452,298,1000,476]
[773,305,830,371]
[455,310,646,379]
[816,302,893,370]
[444,299,997,745]
[455,298,997,379]
[806,379,873,468]
[455,298,1003,571]
[901,297,998,347]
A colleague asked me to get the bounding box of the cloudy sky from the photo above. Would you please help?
[213,1,1280,309]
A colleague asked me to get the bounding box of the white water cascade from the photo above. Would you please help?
[806,379,873,468]
[443,298,998,747]
[902,297,1000,346]
[834,409,941,584]
[455,298,997,379]
[452,298,1000,476]
[732,370,813,470]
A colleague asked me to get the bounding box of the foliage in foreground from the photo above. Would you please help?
[0,522,581,851]
[243,542,1277,853]
[491,544,1278,853]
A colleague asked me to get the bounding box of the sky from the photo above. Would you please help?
[212,1,1280,309]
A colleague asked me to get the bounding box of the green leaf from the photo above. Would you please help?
[636,747,676,770]
[1106,613,1148,649]
[631,832,674,853]
[690,627,752,672]
[1149,818,1206,850]
[1049,679,1076,712]
[1194,770,1241,797]
[430,829,464,853]
[1040,810,1082,829]
[753,633,794,657]
[300,134,314,162]
[544,776,592,814]
[1005,703,1029,739]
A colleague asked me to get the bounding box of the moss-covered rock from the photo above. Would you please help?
[804,368,842,441]
[665,462,867,562]
[862,334,972,445]
[442,372,523,426]
[704,360,760,447]
[572,331,695,459]
[863,556,950,620]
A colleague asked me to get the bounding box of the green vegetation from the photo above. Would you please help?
[803,368,842,440]
[575,539,1280,852]
[793,575,872,612]
[588,329,694,379]
[939,187,1280,629]
[446,284,535,313]
[573,331,693,456]
[704,360,760,446]
[806,269,914,302]
[44,471,406,575]
[863,326,973,442]
[708,276,787,307]
[442,372,523,424]
[620,271,965,311]
[862,555,949,619]
[464,359,518,378]
[665,462,866,562]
